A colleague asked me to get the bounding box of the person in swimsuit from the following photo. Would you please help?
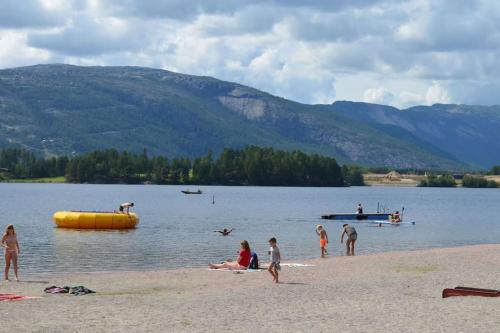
[208,240,252,270]
[356,203,363,215]
[268,237,281,283]
[214,228,233,236]
[391,211,401,223]
[1,224,20,281]
[119,202,134,214]
[316,225,328,258]
[341,224,358,256]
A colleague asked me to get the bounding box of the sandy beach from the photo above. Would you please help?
[1,244,499,332]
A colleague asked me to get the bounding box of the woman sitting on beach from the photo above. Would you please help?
[208,240,252,270]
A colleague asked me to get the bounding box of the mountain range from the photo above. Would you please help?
[1,64,499,170]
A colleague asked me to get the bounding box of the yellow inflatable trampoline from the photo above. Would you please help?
[53,211,139,229]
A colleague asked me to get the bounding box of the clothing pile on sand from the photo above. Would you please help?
[44,286,95,296]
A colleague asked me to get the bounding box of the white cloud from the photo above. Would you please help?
[425,82,450,105]
[0,0,66,28]
[363,87,394,105]
[0,31,51,68]
[1,0,500,106]
[398,91,424,108]
[27,15,154,56]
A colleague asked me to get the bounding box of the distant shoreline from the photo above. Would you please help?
[1,176,66,184]
[3,175,500,187]
[364,173,500,187]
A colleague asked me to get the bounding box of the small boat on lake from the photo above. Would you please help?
[53,211,139,229]
[181,189,203,194]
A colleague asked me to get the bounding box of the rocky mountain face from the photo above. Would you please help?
[330,101,500,168]
[1,64,495,169]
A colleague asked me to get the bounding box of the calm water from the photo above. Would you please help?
[1,184,499,276]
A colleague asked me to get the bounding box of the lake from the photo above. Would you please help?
[1,184,499,276]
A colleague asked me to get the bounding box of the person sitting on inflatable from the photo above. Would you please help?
[208,240,252,270]
[391,211,401,223]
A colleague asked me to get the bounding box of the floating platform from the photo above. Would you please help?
[53,211,139,229]
[321,213,391,221]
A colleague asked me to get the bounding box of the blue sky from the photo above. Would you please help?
[1,0,499,107]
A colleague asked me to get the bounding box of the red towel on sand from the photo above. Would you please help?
[0,294,38,301]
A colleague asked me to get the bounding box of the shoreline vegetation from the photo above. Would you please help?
[0,146,362,187]
[1,147,498,187]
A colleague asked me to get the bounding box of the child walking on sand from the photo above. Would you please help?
[268,237,281,283]
[316,225,328,258]
[2,225,20,281]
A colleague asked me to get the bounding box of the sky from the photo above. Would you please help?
[1,0,499,108]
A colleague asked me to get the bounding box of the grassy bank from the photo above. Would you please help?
[1,176,66,183]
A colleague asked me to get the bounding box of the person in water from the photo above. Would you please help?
[341,224,358,256]
[268,237,281,283]
[356,203,364,215]
[1,225,20,281]
[214,228,233,236]
[208,240,252,270]
[391,211,401,222]
[119,202,134,214]
[315,225,329,258]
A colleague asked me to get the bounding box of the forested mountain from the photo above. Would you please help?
[0,64,497,169]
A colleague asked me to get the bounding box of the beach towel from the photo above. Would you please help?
[208,268,263,273]
[280,263,315,267]
[0,294,39,301]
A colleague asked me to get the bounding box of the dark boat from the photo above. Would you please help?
[321,213,391,220]
[181,189,203,194]
[443,286,500,298]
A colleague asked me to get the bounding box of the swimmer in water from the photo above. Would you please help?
[214,228,233,236]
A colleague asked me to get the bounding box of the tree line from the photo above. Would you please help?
[418,173,457,187]
[0,148,68,179]
[0,147,365,187]
[418,173,499,188]
[490,166,500,175]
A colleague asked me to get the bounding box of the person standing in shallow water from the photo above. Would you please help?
[316,225,329,258]
[2,225,20,281]
[341,224,357,256]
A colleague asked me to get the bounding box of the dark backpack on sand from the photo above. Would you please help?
[249,252,259,269]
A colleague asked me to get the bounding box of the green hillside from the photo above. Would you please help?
[0,64,469,169]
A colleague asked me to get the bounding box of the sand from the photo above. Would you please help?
[1,244,499,332]
[363,173,424,186]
